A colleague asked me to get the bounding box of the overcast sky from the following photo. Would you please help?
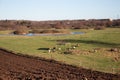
[0,0,120,20]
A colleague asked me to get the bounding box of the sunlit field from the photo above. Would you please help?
[0,28,120,73]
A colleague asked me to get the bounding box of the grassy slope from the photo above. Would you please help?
[0,30,13,34]
[0,28,120,73]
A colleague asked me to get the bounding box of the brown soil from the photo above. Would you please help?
[0,48,120,80]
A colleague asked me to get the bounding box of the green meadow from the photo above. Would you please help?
[0,28,120,73]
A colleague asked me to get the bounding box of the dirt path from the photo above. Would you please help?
[0,48,120,80]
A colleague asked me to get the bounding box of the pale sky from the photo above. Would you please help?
[0,0,120,20]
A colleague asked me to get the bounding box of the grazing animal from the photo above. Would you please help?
[72,46,76,49]
[58,48,61,51]
[75,44,80,47]
[52,47,56,52]
[48,48,51,53]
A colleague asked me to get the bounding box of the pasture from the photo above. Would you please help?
[0,28,120,73]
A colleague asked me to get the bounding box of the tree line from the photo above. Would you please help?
[0,19,120,30]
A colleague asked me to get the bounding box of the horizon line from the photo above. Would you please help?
[0,18,119,22]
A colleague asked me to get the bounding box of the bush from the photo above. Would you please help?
[31,29,70,34]
[30,29,40,33]
[13,26,29,35]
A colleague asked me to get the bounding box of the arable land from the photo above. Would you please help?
[0,48,120,80]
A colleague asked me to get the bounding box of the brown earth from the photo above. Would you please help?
[0,48,120,80]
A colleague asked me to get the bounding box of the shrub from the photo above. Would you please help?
[13,26,29,35]
[31,29,70,34]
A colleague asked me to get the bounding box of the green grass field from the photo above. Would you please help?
[0,28,120,73]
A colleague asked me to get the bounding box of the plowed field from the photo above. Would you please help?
[0,48,120,80]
